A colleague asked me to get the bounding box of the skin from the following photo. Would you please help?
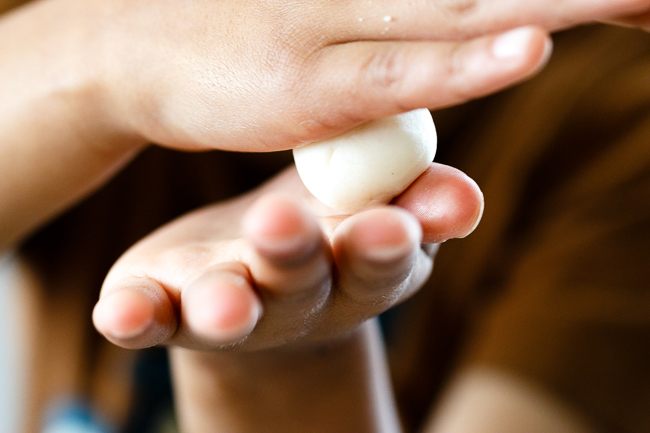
[3,0,650,250]
[426,367,593,433]
[93,165,484,432]
[2,0,648,430]
[93,165,484,350]
[91,166,590,433]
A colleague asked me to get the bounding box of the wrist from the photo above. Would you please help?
[11,0,147,152]
[0,0,148,246]
[171,321,401,433]
[61,0,148,154]
[88,0,178,151]
[12,0,149,154]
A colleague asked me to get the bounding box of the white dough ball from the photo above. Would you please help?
[293,109,437,213]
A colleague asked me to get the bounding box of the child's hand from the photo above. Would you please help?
[95,0,649,153]
[92,164,483,350]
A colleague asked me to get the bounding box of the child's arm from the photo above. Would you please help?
[0,0,141,249]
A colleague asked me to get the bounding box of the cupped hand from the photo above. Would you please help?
[95,0,650,152]
[92,164,483,351]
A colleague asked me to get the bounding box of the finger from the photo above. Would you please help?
[180,262,262,347]
[329,207,431,319]
[242,194,332,328]
[606,7,650,29]
[394,163,485,243]
[297,27,551,133]
[325,0,649,41]
[93,277,177,349]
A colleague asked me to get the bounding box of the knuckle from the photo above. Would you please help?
[446,42,466,78]
[436,0,479,16]
[360,47,408,92]
[268,3,328,62]
[294,116,340,142]
[292,109,368,143]
[250,4,328,99]
[430,0,481,37]
[358,47,414,112]
[444,44,476,103]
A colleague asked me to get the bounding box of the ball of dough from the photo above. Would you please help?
[293,109,437,213]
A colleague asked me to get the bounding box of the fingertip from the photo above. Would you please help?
[331,207,426,309]
[243,194,320,261]
[395,164,484,243]
[453,173,485,239]
[94,279,177,349]
[348,208,421,261]
[333,207,422,282]
[183,270,262,344]
[93,289,155,340]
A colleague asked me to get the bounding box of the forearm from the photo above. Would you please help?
[425,368,592,433]
[0,0,142,249]
[171,320,402,433]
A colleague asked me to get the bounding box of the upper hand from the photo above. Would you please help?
[93,0,650,153]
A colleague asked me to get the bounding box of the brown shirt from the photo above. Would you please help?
[389,26,650,433]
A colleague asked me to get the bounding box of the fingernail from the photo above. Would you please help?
[492,27,534,59]
[353,210,421,262]
[364,243,412,262]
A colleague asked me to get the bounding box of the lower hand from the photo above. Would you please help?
[92,164,483,351]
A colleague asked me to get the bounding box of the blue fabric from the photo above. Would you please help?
[42,400,113,433]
